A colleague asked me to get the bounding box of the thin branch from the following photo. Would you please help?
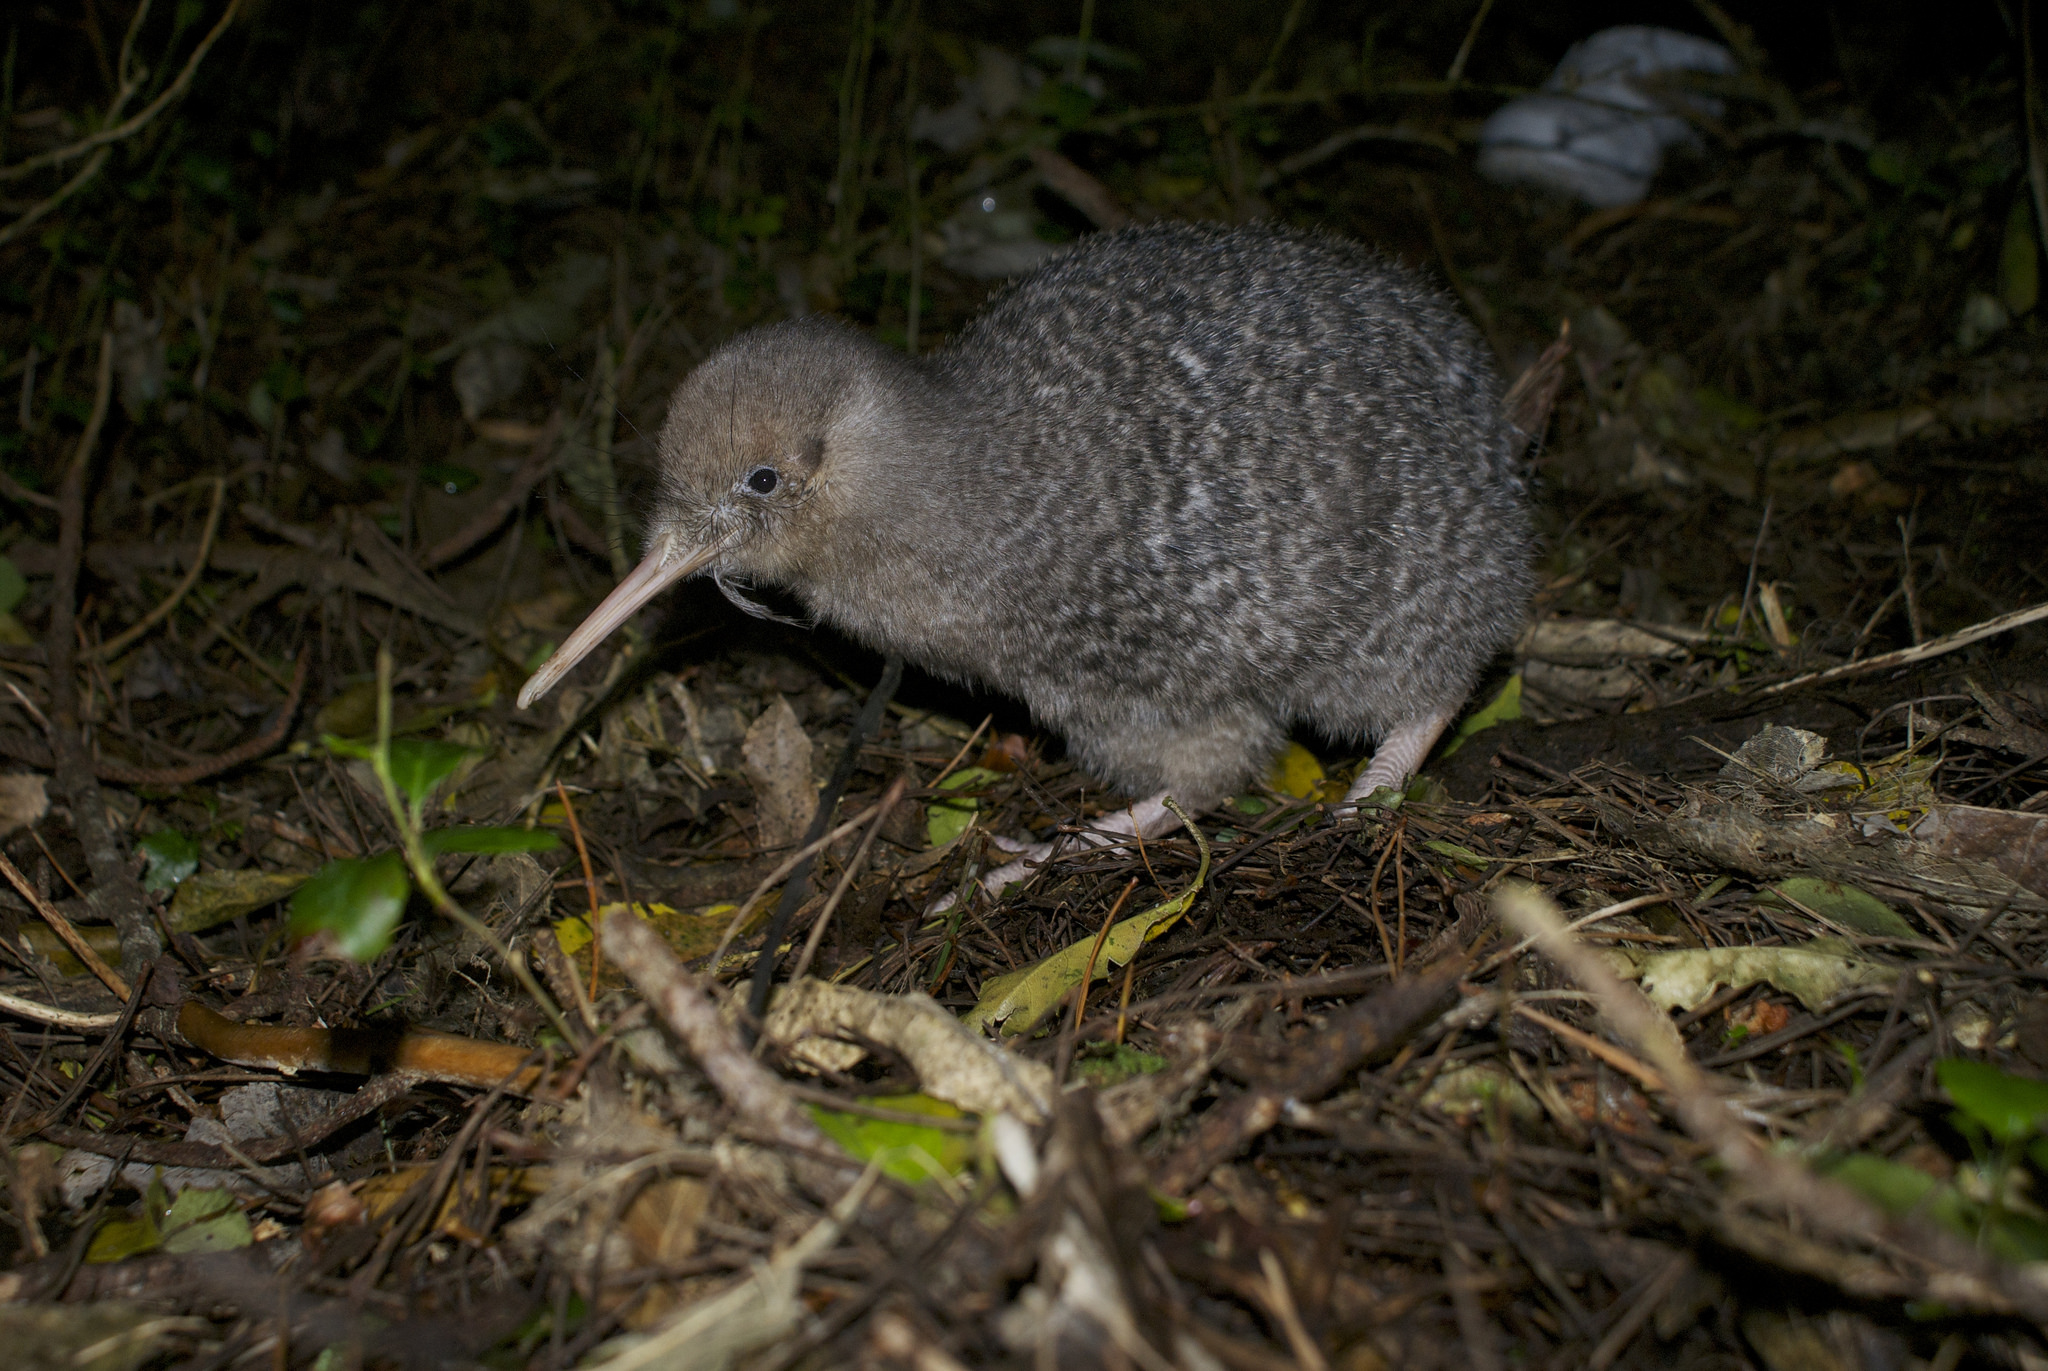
[1496,882,2048,1328]
[0,146,111,251]
[0,468,60,511]
[1758,598,2048,695]
[86,476,224,662]
[45,334,159,974]
[0,848,128,1000]
[418,413,561,569]
[789,773,909,984]
[1444,0,1497,85]
[0,989,121,1033]
[91,649,307,787]
[0,0,244,184]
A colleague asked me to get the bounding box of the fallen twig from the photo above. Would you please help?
[0,988,119,1032]
[601,906,862,1203]
[1758,598,2048,695]
[0,649,309,786]
[8,538,487,639]
[1029,146,1134,230]
[1770,385,2048,465]
[1495,881,2048,1329]
[0,848,128,999]
[86,476,227,663]
[1155,956,1465,1195]
[44,334,158,974]
[419,412,563,569]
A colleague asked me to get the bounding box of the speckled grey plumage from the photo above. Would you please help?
[646,222,1533,809]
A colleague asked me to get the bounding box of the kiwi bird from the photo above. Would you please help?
[520,222,1532,886]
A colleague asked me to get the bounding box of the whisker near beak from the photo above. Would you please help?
[516,540,724,709]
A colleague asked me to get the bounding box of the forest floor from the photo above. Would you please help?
[2,2,2048,1368]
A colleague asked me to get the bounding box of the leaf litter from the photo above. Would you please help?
[0,4,2047,1370]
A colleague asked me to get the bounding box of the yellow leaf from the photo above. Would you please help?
[1440,674,1522,758]
[964,803,1210,1036]
[168,869,311,934]
[21,922,120,977]
[554,915,592,957]
[591,900,744,963]
[358,1165,550,1234]
[85,1214,160,1264]
[927,767,1002,848]
[1264,743,1325,799]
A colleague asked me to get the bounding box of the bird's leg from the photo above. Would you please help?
[933,791,1185,911]
[1338,706,1457,810]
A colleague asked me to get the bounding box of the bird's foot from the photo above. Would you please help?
[1332,707,1458,818]
[927,843,1051,915]
[926,793,1185,913]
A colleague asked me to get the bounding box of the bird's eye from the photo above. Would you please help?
[745,466,779,496]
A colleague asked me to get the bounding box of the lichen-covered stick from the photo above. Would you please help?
[520,224,1531,899]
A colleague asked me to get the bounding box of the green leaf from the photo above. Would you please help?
[421,825,561,856]
[288,853,411,961]
[137,830,200,895]
[1822,1152,1956,1221]
[1822,1150,2048,1263]
[387,738,476,809]
[1694,385,1763,431]
[0,554,26,616]
[1439,673,1522,758]
[1420,1061,1543,1124]
[168,868,311,933]
[2002,193,2040,317]
[1938,1058,2048,1145]
[805,1093,976,1184]
[1423,838,1494,867]
[1865,144,1913,187]
[965,807,1211,1036]
[926,767,1002,849]
[321,732,375,760]
[1762,878,1916,939]
[1070,1043,1168,1089]
[158,1186,252,1254]
[85,1213,161,1264]
[86,1171,171,1264]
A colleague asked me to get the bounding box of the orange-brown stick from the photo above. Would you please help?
[174,1000,546,1092]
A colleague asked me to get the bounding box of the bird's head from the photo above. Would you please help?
[517,319,913,709]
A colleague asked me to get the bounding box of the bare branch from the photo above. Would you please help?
[0,0,243,185]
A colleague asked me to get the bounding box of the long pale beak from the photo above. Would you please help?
[516,540,724,709]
